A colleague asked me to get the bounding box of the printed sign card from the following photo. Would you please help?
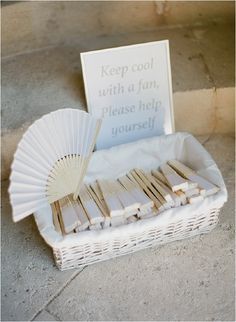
[81,40,174,150]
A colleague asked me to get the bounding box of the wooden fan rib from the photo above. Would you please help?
[46,155,81,202]
[73,119,102,199]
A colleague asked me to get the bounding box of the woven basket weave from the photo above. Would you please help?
[52,208,220,270]
[34,133,227,271]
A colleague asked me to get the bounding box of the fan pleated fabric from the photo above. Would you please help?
[9,109,101,222]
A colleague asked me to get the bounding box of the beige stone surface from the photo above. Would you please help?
[215,87,235,133]
[174,87,235,135]
[174,88,216,134]
[156,1,234,26]
[2,1,234,57]
[1,126,28,182]
[194,23,235,88]
[1,1,160,57]
[2,135,234,321]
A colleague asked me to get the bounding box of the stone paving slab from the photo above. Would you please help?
[195,23,235,88]
[33,310,57,321]
[1,183,82,321]
[1,135,234,321]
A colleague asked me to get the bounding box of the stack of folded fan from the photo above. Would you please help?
[51,159,220,234]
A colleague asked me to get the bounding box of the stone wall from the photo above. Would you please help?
[2,1,234,57]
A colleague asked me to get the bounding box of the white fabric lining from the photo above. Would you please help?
[34,132,227,248]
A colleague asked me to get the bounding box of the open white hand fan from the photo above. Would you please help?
[9,109,102,222]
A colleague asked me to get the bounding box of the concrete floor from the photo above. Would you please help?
[1,134,235,321]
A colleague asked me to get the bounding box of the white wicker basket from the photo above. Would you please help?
[34,132,227,270]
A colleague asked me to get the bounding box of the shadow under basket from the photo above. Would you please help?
[34,132,227,271]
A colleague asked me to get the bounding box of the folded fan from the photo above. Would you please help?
[9,109,102,222]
